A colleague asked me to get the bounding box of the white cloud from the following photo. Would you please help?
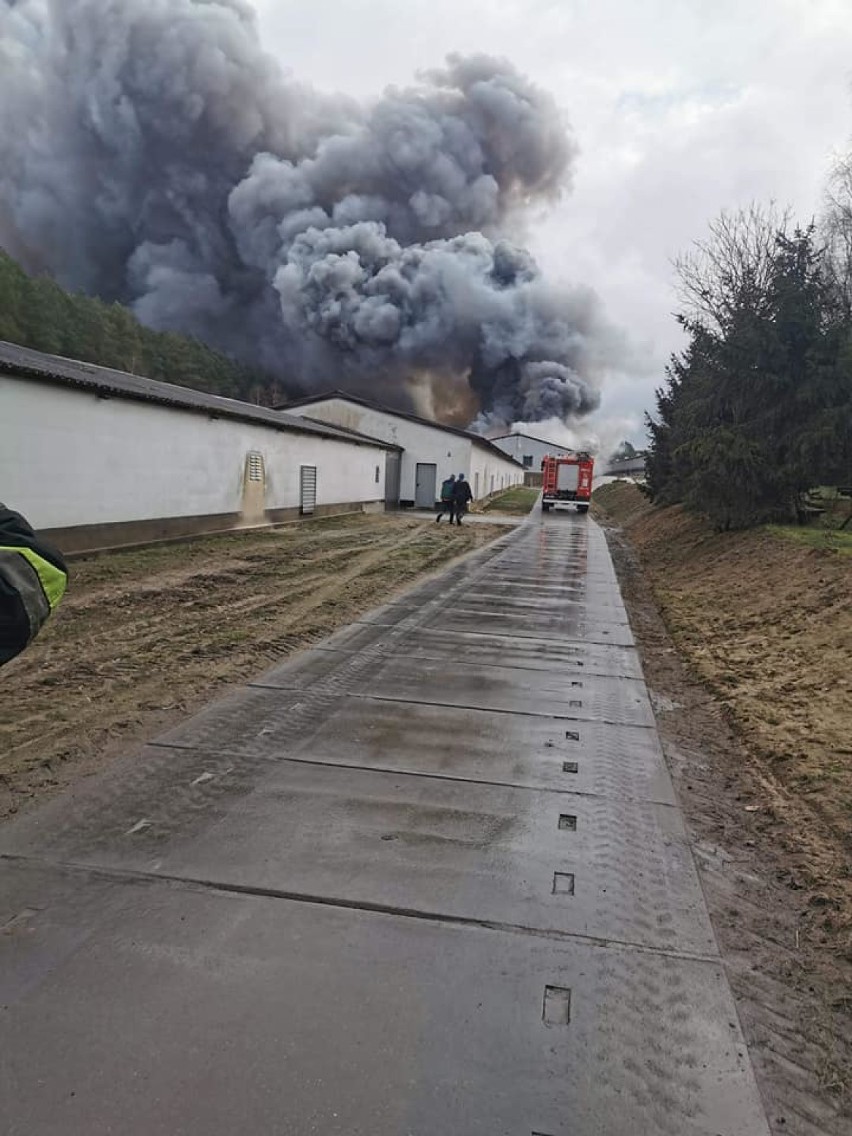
[252,0,852,443]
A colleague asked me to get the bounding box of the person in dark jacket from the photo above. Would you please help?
[0,504,68,666]
[452,474,473,525]
[436,474,456,523]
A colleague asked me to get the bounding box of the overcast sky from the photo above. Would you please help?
[251,0,851,445]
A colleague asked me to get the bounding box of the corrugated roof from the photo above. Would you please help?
[0,341,397,450]
[279,390,524,467]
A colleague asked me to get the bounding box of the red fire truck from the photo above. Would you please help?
[541,453,594,514]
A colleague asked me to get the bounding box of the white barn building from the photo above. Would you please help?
[489,431,578,470]
[280,392,524,507]
[0,342,397,553]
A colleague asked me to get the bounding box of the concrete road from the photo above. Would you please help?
[0,512,770,1136]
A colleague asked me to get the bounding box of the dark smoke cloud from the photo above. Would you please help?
[0,0,618,425]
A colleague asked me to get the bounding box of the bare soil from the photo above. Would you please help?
[0,513,505,821]
[594,482,851,1135]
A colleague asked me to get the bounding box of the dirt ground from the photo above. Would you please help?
[0,512,505,821]
[594,483,851,1135]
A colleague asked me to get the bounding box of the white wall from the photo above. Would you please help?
[468,442,525,500]
[287,398,470,503]
[1,377,387,530]
[490,434,576,470]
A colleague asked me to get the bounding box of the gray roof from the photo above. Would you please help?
[489,431,577,452]
[604,455,647,474]
[279,390,524,468]
[0,341,398,450]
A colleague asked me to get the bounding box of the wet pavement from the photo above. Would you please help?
[0,512,771,1135]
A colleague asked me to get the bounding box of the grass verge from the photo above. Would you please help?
[767,524,852,555]
[479,486,539,514]
[593,482,852,947]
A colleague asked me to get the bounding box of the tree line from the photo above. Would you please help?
[0,249,287,405]
[645,177,852,530]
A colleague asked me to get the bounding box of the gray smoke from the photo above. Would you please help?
[0,0,616,425]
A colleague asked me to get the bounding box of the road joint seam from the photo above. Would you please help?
[243,685,659,728]
[0,851,722,966]
[142,744,681,806]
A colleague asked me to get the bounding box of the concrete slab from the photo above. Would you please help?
[383,625,644,677]
[486,569,620,588]
[489,543,614,562]
[285,695,676,803]
[355,600,423,626]
[472,583,630,608]
[491,549,611,563]
[266,625,646,680]
[435,594,631,621]
[0,512,772,1136]
[21,762,713,952]
[423,605,637,646]
[0,861,769,1136]
[260,654,657,727]
[0,706,677,869]
[478,574,621,595]
[344,589,601,628]
[156,684,328,751]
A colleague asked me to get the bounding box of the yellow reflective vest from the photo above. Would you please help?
[0,505,68,665]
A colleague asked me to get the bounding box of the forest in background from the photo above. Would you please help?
[645,162,852,531]
[0,249,288,405]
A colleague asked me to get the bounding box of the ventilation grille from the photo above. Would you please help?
[300,465,317,515]
[247,452,264,482]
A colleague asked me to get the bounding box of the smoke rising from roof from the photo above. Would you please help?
[0,0,622,426]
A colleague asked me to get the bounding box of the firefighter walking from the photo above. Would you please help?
[435,474,456,523]
[452,474,473,525]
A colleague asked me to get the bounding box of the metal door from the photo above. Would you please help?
[384,452,401,508]
[414,463,437,508]
[300,466,317,515]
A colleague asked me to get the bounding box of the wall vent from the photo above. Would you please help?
[247,452,265,482]
[300,466,318,515]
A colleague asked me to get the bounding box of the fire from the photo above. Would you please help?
[405,372,481,428]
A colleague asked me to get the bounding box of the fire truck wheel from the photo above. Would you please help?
[577,505,589,515]
[541,502,551,512]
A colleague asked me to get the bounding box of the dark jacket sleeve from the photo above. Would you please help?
[0,504,68,665]
[0,506,67,569]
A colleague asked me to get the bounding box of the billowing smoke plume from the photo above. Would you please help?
[0,0,619,426]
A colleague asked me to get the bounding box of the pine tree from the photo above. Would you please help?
[646,214,852,529]
[0,248,289,403]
